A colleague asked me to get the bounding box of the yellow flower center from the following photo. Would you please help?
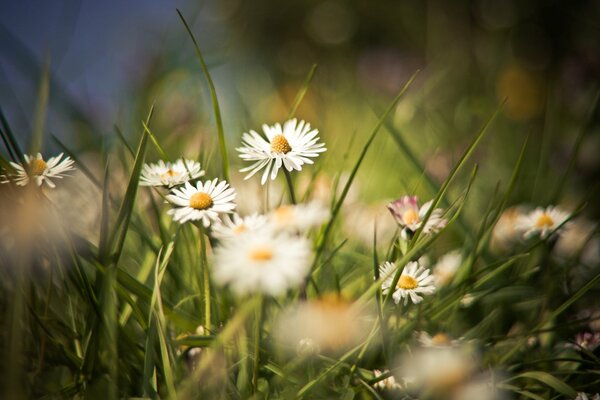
[233,224,247,234]
[397,275,418,290]
[160,169,176,180]
[431,333,451,345]
[535,213,554,229]
[189,192,213,210]
[29,159,47,176]
[402,208,420,226]
[249,246,273,262]
[271,134,292,154]
[274,205,294,223]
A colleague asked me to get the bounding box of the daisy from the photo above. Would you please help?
[417,331,460,347]
[3,153,75,188]
[433,250,462,286]
[140,158,205,187]
[212,229,311,296]
[373,369,407,391]
[387,196,447,239]
[379,261,436,305]
[237,118,326,185]
[515,205,570,239]
[211,213,268,239]
[273,295,374,354]
[166,179,236,226]
[268,201,329,232]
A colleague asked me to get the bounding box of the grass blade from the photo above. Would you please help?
[177,9,229,180]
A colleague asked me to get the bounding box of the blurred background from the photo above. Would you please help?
[1,0,599,218]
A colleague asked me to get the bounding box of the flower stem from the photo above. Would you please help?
[252,295,264,394]
[283,169,297,204]
[199,229,211,331]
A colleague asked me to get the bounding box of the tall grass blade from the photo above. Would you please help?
[177,9,229,180]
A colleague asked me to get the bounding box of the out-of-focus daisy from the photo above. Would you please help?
[273,295,374,354]
[3,153,75,188]
[395,346,477,393]
[140,158,204,187]
[566,332,600,352]
[417,331,460,347]
[433,250,462,286]
[268,201,329,232]
[491,206,525,253]
[212,229,310,296]
[516,205,570,239]
[237,118,326,185]
[166,179,236,226]
[380,261,436,305]
[575,393,600,400]
[373,369,410,391]
[212,213,268,240]
[387,196,447,239]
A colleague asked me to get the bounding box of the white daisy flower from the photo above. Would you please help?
[433,250,462,286]
[273,295,374,354]
[373,369,406,391]
[3,153,75,188]
[268,201,330,232]
[380,261,436,305]
[166,179,236,226]
[140,158,205,187]
[212,229,311,296]
[417,331,460,348]
[211,213,268,239]
[237,118,326,185]
[387,196,447,239]
[515,205,570,239]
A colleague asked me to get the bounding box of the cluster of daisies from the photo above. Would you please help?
[140,118,328,296]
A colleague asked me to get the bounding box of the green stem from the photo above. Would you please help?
[283,169,297,204]
[199,229,211,331]
[252,295,264,394]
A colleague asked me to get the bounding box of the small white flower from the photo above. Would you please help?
[417,331,460,347]
[433,250,462,286]
[373,369,405,391]
[516,205,571,239]
[395,346,477,392]
[237,118,326,185]
[166,179,236,226]
[3,153,75,188]
[380,261,436,305]
[575,393,600,400]
[140,158,205,187]
[212,213,268,239]
[212,229,311,296]
[387,196,447,239]
[268,201,329,232]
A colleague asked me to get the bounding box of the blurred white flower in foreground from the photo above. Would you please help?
[140,158,204,187]
[516,205,570,239]
[380,261,436,305]
[566,332,600,352]
[212,213,268,240]
[212,229,310,296]
[274,295,373,354]
[2,153,75,188]
[395,346,478,394]
[433,250,462,286]
[166,179,236,226]
[268,201,329,232]
[417,331,460,347]
[237,118,326,184]
[387,196,447,239]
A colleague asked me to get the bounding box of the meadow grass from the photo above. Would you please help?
[0,10,599,400]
